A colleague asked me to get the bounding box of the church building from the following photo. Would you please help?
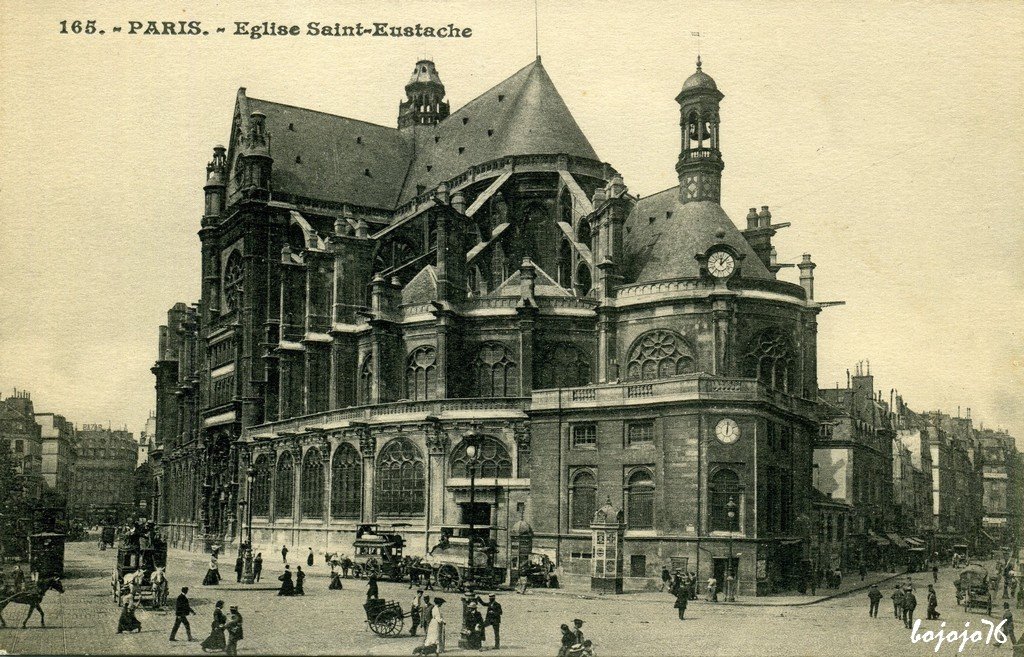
[153,55,825,595]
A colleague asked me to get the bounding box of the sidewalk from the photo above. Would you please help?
[519,570,903,607]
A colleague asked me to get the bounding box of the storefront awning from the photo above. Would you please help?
[868,534,891,546]
[905,537,926,548]
[885,532,909,549]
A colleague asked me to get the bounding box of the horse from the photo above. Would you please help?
[0,577,65,628]
[151,567,168,607]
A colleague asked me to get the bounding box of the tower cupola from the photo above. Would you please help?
[398,60,450,128]
[675,56,724,204]
[202,145,227,225]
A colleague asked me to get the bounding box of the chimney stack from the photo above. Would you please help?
[798,253,816,299]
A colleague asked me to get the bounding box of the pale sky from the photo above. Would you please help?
[1,1,1022,444]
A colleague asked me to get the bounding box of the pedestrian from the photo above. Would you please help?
[674,585,689,620]
[571,619,585,646]
[253,552,263,582]
[200,600,227,652]
[306,547,314,568]
[342,555,352,578]
[932,563,939,584]
[926,584,939,620]
[463,602,484,650]
[329,564,344,590]
[281,544,288,563]
[859,563,867,582]
[867,584,882,618]
[203,555,221,585]
[410,589,424,637]
[707,576,717,602]
[295,565,306,595]
[996,602,1016,647]
[422,594,434,634]
[234,554,243,583]
[169,586,197,641]
[558,624,574,657]
[660,565,671,592]
[117,600,142,634]
[367,573,379,600]
[485,593,503,649]
[903,589,917,629]
[224,606,243,656]
[278,564,295,596]
[413,596,445,655]
[892,586,904,620]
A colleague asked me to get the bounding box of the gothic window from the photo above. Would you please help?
[558,189,573,225]
[570,470,597,530]
[222,250,243,312]
[251,454,272,516]
[288,223,307,252]
[300,448,324,520]
[376,438,425,516]
[406,346,437,401]
[625,330,695,381]
[392,239,418,270]
[450,436,513,478]
[709,469,742,532]
[358,355,373,405]
[626,469,655,530]
[742,328,794,393]
[575,263,592,297]
[576,217,592,248]
[474,342,517,397]
[330,443,361,519]
[274,451,295,520]
[535,344,590,389]
[558,239,572,288]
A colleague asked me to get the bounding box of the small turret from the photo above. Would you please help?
[202,145,227,226]
[238,111,273,201]
[675,56,724,204]
[398,60,450,129]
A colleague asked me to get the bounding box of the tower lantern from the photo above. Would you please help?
[675,55,724,204]
[398,60,450,128]
[202,145,227,225]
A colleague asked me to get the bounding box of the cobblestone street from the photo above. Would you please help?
[1,542,1019,655]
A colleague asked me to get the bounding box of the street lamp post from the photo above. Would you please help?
[241,466,255,584]
[459,431,482,650]
[726,496,737,602]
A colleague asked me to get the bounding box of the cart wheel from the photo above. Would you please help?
[437,565,460,591]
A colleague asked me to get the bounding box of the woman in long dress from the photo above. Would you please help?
[203,556,221,585]
[277,565,295,596]
[116,601,142,634]
[200,600,227,652]
[295,566,305,596]
[329,564,343,590]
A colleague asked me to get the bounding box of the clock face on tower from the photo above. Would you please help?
[707,250,735,278]
[715,418,741,444]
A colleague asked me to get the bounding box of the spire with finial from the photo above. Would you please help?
[675,55,723,203]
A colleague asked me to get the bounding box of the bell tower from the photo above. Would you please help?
[398,60,450,128]
[675,56,724,204]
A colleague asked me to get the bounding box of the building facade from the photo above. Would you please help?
[72,425,138,523]
[35,412,77,497]
[0,390,43,498]
[154,56,828,594]
[977,427,1020,549]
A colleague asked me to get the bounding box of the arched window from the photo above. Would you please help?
[558,189,573,224]
[575,263,592,297]
[359,355,373,405]
[576,218,592,248]
[406,346,437,401]
[535,344,590,389]
[330,443,361,519]
[450,436,513,479]
[626,469,655,530]
[742,328,794,393]
[275,452,295,520]
[709,469,742,532]
[251,454,272,516]
[625,330,695,381]
[558,239,572,288]
[570,470,597,530]
[222,250,243,312]
[288,223,308,252]
[300,448,324,519]
[474,342,517,397]
[376,439,425,516]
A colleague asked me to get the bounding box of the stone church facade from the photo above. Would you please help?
[153,56,825,594]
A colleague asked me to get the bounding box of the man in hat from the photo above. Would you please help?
[421,593,434,635]
[892,586,904,620]
[867,584,882,618]
[224,605,243,656]
[169,587,196,641]
[484,593,503,649]
[674,584,689,620]
[926,584,939,620]
[410,588,424,637]
[571,618,585,645]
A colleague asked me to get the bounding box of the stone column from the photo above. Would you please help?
[355,426,375,523]
[425,421,450,531]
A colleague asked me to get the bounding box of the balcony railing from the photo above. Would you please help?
[246,397,530,438]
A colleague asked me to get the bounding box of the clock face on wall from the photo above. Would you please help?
[707,250,735,278]
[715,418,741,444]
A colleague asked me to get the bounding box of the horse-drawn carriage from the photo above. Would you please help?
[99,526,116,550]
[29,533,66,580]
[424,525,506,591]
[955,564,993,615]
[352,525,409,581]
[111,535,168,608]
[363,598,413,637]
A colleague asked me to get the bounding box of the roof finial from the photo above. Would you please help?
[696,54,702,71]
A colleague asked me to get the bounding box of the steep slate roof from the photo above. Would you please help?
[622,187,772,283]
[245,98,412,210]
[235,58,600,213]
[398,58,600,204]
